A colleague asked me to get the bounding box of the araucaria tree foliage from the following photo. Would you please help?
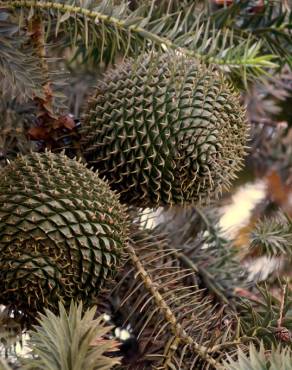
[0,1,292,369]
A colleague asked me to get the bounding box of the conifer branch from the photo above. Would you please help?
[1,0,278,85]
[125,242,221,368]
[277,282,287,328]
[20,11,77,146]
[28,15,55,119]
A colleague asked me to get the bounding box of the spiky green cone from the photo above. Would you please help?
[81,52,248,207]
[0,152,128,314]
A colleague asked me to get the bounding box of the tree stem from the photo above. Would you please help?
[28,15,55,120]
